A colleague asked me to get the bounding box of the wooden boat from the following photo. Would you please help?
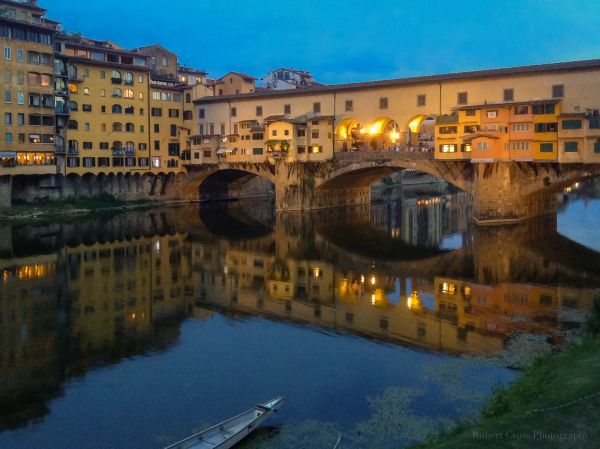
[163,396,284,449]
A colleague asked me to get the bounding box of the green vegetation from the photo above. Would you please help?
[0,194,156,222]
[411,297,600,449]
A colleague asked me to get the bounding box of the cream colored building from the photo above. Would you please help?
[194,60,600,165]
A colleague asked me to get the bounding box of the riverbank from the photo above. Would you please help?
[0,195,190,223]
[411,298,600,449]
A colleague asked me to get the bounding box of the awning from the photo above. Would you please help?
[216,148,234,155]
[0,152,17,158]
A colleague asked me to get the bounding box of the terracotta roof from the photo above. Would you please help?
[264,115,289,123]
[0,0,45,12]
[463,133,501,141]
[219,71,256,81]
[456,99,560,110]
[196,58,600,104]
[558,112,587,117]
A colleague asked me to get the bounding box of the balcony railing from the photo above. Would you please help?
[68,148,79,155]
[55,88,69,97]
[111,77,123,85]
[124,149,135,156]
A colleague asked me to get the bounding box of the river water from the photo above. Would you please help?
[0,180,599,449]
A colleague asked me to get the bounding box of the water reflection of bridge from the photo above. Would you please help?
[0,200,599,430]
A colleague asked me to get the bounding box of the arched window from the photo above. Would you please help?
[111,70,121,83]
[125,123,135,132]
[68,139,78,151]
[112,122,123,132]
[112,104,122,114]
[112,88,122,97]
[123,89,134,99]
[67,120,78,130]
[125,141,135,152]
[124,72,133,85]
[68,101,78,111]
[112,141,122,150]
[124,105,134,114]
[185,93,191,103]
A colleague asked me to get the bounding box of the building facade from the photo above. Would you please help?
[0,0,58,175]
[195,61,600,166]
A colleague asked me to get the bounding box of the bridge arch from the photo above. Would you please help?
[199,168,275,202]
[315,154,473,193]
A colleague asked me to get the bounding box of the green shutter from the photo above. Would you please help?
[252,148,263,155]
[564,141,578,152]
[562,120,582,129]
[594,139,600,153]
[589,119,600,129]
[540,143,553,152]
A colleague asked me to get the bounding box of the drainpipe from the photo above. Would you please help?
[438,82,442,115]
[332,91,336,155]
[228,99,232,135]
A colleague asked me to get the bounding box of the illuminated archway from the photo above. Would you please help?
[335,118,363,151]
[361,117,400,150]
[406,114,436,149]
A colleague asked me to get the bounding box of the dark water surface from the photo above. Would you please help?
[0,181,599,449]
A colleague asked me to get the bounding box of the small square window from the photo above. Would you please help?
[379,97,388,109]
[552,84,564,98]
[256,106,262,116]
[503,88,514,102]
[313,102,321,113]
[345,100,353,111]
[417,95,426,106]
[457,92,468,105]
[284,104,291,114]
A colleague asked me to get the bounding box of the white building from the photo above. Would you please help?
[261,68,321,90]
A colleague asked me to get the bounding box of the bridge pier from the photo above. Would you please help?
[0,176,12,208]
[472,162,557,225]
[274,161,371,211]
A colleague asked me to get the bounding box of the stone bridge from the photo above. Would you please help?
[172,151,600,225]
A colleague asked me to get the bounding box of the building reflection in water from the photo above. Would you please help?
[0,189,598,430]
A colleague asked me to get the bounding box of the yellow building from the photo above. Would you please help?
[148,76,184,173]
[212,72,256,96]
[0,0,59,175]
[57,35,151,174]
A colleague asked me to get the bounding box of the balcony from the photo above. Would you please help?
[111,77,123,85]
[112,148,124,156]
[124,149,135,156]
[55,88,69,97]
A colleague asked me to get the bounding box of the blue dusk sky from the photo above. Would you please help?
[43,0,600,84]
